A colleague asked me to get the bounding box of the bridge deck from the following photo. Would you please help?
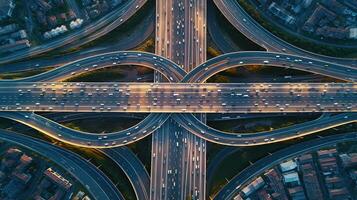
[1,82,355,113]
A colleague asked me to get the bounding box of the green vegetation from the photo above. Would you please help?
[133,37,155,53]
[237,0,357,58]
[208,115,319,133]
[0,0,26,27]
[65,68,126,82]
[65,65,153,82]
[127,135,152,172]
[63,117,142,133]
[207,33,222,59]
[212,3,264,51]
[207,65,343,83]
[0,68,53,80]
[337,141,357,154]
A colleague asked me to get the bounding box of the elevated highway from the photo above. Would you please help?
[0,0,148,64]
[183,51,357,83]
[151,0,207,199]
[0,111,169,148]
[7,111,150,200]
[102,148,150,200]
[0,82,355,113]
[0,50,354,149]
[213,0,357,67]
[213,131,357,199]
[2,51,353,84]
[2,51,185,83]
[0,129,124,200]
[173,112,357,146]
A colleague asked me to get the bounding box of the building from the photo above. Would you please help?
[0,0,15,20]
[280,160,297,172]
[325,176,345,189]
[0,39,31,53]
[328,188,352,200]
[264,168,288,200]
[302,4,336,32]
[288,186,306,200]
[316,26,349,39]
[298,154,324,200]
[322,0,349,15]
[257,189,272,200]
[283,172,300,187]
[349,28,357,39]
[241,176,265,197]
[44,168,72,190]
[0,23,18,36]
[339,153,357,168]
[268,2,296,25]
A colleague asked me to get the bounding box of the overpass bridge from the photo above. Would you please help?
[0,82,355,113]
[0,51,355,149]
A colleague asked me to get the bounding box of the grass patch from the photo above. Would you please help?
[212,2,264,51]
[62,117,141,133]
[65,68,126,82]
[65,65,153,82]
[0,67,53,80]
[207,65,343,83]
[208,114,319,133]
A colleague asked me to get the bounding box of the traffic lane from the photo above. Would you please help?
[0,0,148,64]
[213,131,357,199]
[213,0,357,67]
[173,112,357,146]
[0,129,124,200]
[184,52,357,83]
[0,111,170,148]
[1,51,184,83]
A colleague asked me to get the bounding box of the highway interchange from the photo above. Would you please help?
[151,0,206,199]
[212,0,357,67]
[0,0,356,200]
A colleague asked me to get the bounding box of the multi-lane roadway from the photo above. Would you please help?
[0,82,355,113]
[0,129,124,200]
[213,0,357,67]
[0,0,148,64]
[213,131,357,199]
[151,0,207,199]
[0,1,356,199]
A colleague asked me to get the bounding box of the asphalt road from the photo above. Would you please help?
[213,0,357,67]
[8,111,150,200]
[0,82,355,113]
[173,112,357,146]
[0,129,124,200]
[0,0,148,64]
[0,10,155,73]
[151,0,207,199]
[213,131,357,199]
